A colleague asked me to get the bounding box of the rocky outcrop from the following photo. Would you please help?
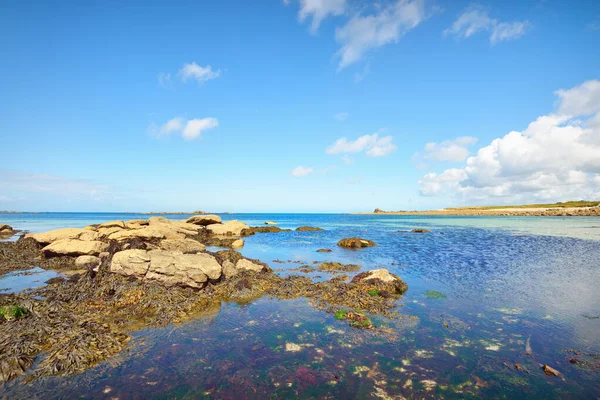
[206,220,249,236]
[110,248,268,288]
[25,228,87,244]
[42,239,109,256]
[159,238,206,253]
[98,220,125,229]
[337,237,376,249]
[0,224,16,239]
[186,214,222,226]
[351,269,408,294]
[296,226,323,231]
[75,255,101,269]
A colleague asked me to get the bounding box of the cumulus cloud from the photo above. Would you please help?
[418,80,600,203]
[334,112,349,121]
[327,132,397,157]
[291,166,315,177]
[178,62,221,84]
[335,0,427,69]
[444,5,530,44]
[150,117,218,140]
[298,0,346,33]
[423,136,478,162]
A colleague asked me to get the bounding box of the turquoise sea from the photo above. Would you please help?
[1,212,600,398]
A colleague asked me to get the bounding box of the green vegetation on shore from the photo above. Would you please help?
[445,200,599,210]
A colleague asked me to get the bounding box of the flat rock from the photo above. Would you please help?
[108,227,173,241]
[42,239,109,256]
[207,220,249,236]
[98,220,125,229]
[235,258,265,273]
[159,238,206,253]
[26,228,87,244]
[111,249,151,277]
[125,219,149,229]
[296,226,323,231]
[337,237,376,249]
[75,255,101,269]
[186,214,222,226]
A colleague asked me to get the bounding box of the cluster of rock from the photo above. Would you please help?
[23,216,267,289]
[0,224,16,239]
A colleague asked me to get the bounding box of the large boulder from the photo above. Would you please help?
[42,239,109,257]
[25,228,86,244]
[337,237,376,249]
[159,238,206,253]
[206,220,249,236]
[111,249,223,288]
[351,269,408,294]
[186,214,222,226]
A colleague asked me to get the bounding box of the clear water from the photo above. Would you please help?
[1,213,599,398]
[0,267,61,294]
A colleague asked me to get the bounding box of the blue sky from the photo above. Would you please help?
[1,0,599,212]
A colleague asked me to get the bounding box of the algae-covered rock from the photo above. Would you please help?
[351,268,408,294]
[411,228,430,233]
[296,226,323,231]
[316,248,332,253]
[337,237,376,249]
[317,262,361,273]
[186,214,222,226]
[42,239,109,257]
[241,226,290,235]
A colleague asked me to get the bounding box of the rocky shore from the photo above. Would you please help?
[367,205,600,217]
[0,217,407,383]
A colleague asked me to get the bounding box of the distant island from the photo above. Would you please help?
[365,201,600,217]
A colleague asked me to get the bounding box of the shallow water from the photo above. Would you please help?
[1,213,599,398]
[0,267,61,294]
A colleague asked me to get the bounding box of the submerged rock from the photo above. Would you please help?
[411,228,430,233]
[317,262,361,273]
[186,214,222,226]
[316,248,332,253]
[337,237,376,249]
[296,226,323,231]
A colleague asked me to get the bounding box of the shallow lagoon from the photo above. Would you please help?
[1,213,599,398]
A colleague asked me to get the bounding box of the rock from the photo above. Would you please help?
[25,228,87,244]
[186,214,222,226]
[296,226,323,231]
[231,239,244,249]
[159,238,206,253]
[242,226,290,235]
[75,255,101,269]
[77,230,101,241]
[124,219,149,229]
[108,227,168,241]
[111,249,151,278]
[98,220,125,229]
[351,269,408,294]
[221,260,238,279]
[97,226,124,238]
[235,258,266,273]
[0,224,16,238]
[42,239,109,257]
[337,237,376,249]
[411,228,430,233]
[265,221,277,225]
[316,248,332,253]
[542,364,560,376]
[111,249,223,288]
[206,220,249,236]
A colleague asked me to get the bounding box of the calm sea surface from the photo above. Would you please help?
[1,213,599,398]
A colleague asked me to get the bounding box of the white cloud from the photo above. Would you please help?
[335,0,427,69]
[149,117,218,140]
[327,132,397,157]
[418,80,600,203]
[298,0,346,33]
[423,136,478,162]
[178,62,221,84]
[334,112,349,121]
[444,5,530,44]
[291,166,315,177]
[182,118,219,140]
[341,155,354,164]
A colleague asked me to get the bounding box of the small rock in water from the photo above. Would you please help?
[542,364,560,376]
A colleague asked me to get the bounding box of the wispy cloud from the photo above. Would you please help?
[422,136,478,162]
[327,132,397,157]
[444,5,531,44]
[297,0,346,33]
[334,112,349,121]
[157,72,173,89]
[335,0,428,69]
[149,117,219,140]
[291,165,315,177]
[178,62,221,84]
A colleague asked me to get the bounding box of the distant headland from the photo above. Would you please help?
[362,201,600,217]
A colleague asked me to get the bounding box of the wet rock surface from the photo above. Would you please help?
[296,226,323,231]
[337,237,377,249]
[0,225,17,239]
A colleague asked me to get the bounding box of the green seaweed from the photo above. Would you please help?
[334,310,348,320]
[424,290,447,299]
[367,289,380,297]
[0,305,28,321]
